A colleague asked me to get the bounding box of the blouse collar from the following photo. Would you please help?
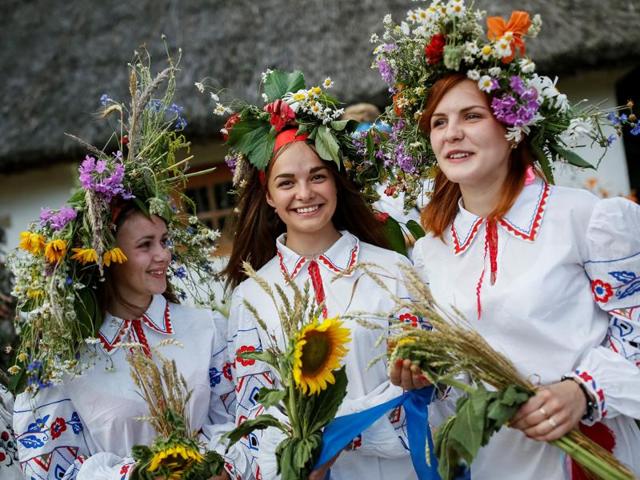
[98,294,174,354]
[451,178,551,255]
[275,230,360,279]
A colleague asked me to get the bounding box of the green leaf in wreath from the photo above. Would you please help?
[232,121,275,171]
[530,139,555,184]
[264,71,306,102]
[315,125,341,166]
[75,287,102,338]
[223,414,286,447]
[406,219,426,241]
[382,215,408,257]
[329,119,350,131]
[551,144,596,169]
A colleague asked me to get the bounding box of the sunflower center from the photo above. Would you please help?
[300,331,331,375]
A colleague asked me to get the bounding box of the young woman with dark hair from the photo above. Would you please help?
[224,76,421,478]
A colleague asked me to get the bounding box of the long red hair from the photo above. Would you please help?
[419,73,538,238]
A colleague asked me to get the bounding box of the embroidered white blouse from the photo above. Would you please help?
[13,295,241,480]
[413,179,640,479]
[0,385,21,479]
[228,231,422,480]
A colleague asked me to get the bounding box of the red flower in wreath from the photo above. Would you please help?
[399,312,419,328]
[425,33,446,65]
[221,113,241,141]
[236,345,257,366]
[591,279,614,303]
[50,417,67,439]
[264,99,296,132]
[375,211,390,223]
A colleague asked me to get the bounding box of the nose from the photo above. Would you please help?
[295,181,315,202]
[444,118,464,142]
[153,241,171,262]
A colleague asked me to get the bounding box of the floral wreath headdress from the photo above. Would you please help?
[206,70,377,193]
[9,49,221,393]
[364,0,639,211]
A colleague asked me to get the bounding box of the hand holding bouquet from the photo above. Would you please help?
[225,263,351,480]
[127,347,225,480]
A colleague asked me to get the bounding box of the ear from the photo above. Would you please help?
[265,189,276,208]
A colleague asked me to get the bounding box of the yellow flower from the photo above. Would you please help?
[147,444,203,473]
[103,247,128,267]
[19,231,46,255]
[71,247,99,265]
[8,365,21,375]
[44,239,67,264]
[292,317,351,395]
[17,352,28,363]
[27,288,45,300]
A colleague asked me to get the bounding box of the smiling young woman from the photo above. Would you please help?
[222,114,422,478]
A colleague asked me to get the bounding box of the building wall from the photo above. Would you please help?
[0,163,77,251]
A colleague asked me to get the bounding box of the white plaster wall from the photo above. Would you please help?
[554,67,632,197]
[0,163,77,252]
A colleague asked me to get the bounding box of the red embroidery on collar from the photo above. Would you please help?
[498,182,550,241]
[99,320,129,353]
[276,249,306,279]
[130,319,152,357]
[141,301,173,334]
[308,260,328,318]
[98,302,171,353]
[317,243,359,274]
[452,217,484,255]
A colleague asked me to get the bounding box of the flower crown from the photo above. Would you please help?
[9,50,221,393]
[365,0,639,211]
[210,70,377,191]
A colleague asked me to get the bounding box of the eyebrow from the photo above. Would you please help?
[431,105,489,117]
[273,165,329,180]
[135,233,167,243]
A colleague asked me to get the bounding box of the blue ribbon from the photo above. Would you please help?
[314,387,440,479]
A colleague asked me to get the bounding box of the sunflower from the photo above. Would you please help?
[103,247,128,266]
[44,239,67,264]
[71,247,99,265]
[292,317,351,395]
[147,444,203,475]
[19,231,45,255]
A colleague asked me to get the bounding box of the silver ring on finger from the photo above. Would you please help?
[548,416,558,428]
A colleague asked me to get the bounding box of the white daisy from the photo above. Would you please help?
[446,0,465,17]
[480,44,493,60]
[495,38,512,58]
[370,33,379,43]
[383,14,393,25]
[488,67,502,77]
[519,58,536,74]
[505,126,525,144]
[323,77,334,89]
[214,103,230,116]
[477,75,495,93]
[194,82,205,93]
[467,69,481,81]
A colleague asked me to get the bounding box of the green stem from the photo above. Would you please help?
[551,437,633,480]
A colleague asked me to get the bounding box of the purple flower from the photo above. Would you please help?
[382,43,397,52]
[491,89,540,128]
[100,94,113,106]
[606,134,617,146]
[393,143,416,174]
[631,123,640,136]
[509,76,526,96]
[39,206,77,231]
[607,112,619,125]
[175,116,187,130]
[174,266,187,279]
[148,99,164,112]
[376,58,395,85]
[79,155,133,202]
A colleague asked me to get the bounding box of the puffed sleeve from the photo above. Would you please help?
[13,385,105,480]
[227,287,281,480]
[199,309,250,478]
[569,197,640,423]
[584,197,640,366]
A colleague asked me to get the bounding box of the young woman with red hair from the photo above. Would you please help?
[391,72,640,478]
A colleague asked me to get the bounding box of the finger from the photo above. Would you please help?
[524,414,568,441]
[511,406,549,430]
[389,358,403,386]
[511,390,550,424]
[400,359,414,390]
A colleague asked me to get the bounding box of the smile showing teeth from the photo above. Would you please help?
[148,270,165,277]
[448,152,471,159]
[296,205,319,214]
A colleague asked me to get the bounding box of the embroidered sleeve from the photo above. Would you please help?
[585,197,640,365]
[225,290,281,480]
[0,386,21,479]
[13,387,91,480]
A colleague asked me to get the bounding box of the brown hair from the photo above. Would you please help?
[418,73,538,238]
[223,142,389,290]
[98,203,178,317]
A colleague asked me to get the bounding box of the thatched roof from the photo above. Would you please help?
[1,0,639,173]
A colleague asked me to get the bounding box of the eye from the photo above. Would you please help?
[138,241,151,249]
[311,173,327,182]
[277,179,294,188]
[465,111,482,120]
[431,118,446,128]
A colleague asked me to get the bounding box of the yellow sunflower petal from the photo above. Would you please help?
[292,317,351,395]
[44,239,67,264]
